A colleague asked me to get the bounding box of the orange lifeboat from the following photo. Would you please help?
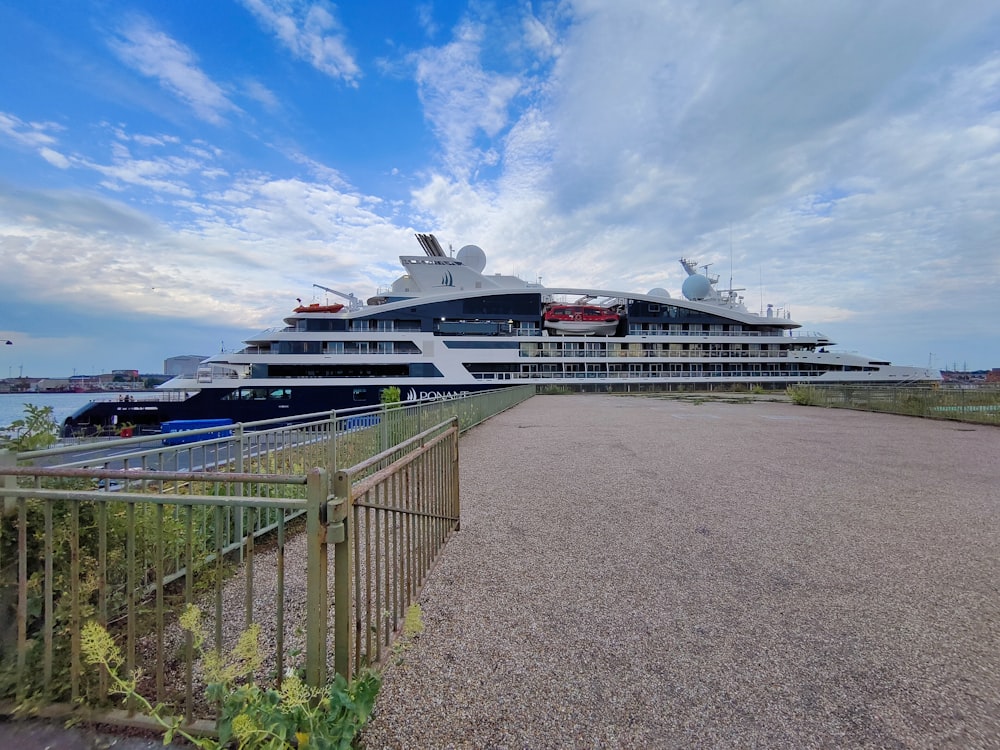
[294,302,344,313]
[542,304,619,336]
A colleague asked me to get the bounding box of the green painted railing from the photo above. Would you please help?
[0,386,533,732]
[789,384,1000,425]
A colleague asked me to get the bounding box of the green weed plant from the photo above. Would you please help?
[0,403,59,452]
[786,385,820,406]
[82,604,381,749]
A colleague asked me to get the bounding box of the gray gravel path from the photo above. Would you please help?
[361,394,1000,749]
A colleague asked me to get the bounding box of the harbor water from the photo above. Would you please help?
[0,392,158,430]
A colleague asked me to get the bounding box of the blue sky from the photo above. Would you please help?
[1,0,999,377]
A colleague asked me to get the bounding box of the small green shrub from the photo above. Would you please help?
[537,385,573,395]
[82,604,381,749]
[0,496,191,702]
[0,401,216,705]
[0,403,59,452]
[786,385,820,405]
[390,604,424,666]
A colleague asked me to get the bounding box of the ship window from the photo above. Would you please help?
[445,341,519,349]
[267,364,409,378]
[303,319,344,332]
[408,363,444,377]
[223,387,293,401]
[352,388,368,401]
[436,320,507,335]
[278,341,323,354]
[462,293,539,316]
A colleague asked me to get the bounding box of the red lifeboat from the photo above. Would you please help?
[294,302,345,313]
[542,304,619,336]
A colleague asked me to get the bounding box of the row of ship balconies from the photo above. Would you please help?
[236,346,822,359]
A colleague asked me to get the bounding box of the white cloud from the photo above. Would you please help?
[108,17,238,125]
[31,124,234,199]
[3,1,1000,375]
[131,133,181,147]
[401,1,1000,370]
[240,0,361,85]
[0,112,61,148]
[80,144,205,197]
[415,3,439,38]
[411,21,523,180]
[522,8,560,61]
[242,78,282,112]
[38,147,71,169]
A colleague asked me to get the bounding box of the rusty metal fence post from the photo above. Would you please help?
[305,467,329,688]
[0,449,14,516]
[451,416,461,532]
[331,469,353,679]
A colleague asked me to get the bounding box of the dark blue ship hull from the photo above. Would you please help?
[61,382,501,436]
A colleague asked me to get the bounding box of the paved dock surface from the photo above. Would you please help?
[361,395,1000,749]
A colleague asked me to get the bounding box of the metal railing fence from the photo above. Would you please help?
[338,422,460,677]
[0,417,459,726]
[8,385,531,576]
[791,384,1000,424]
[29,384,534,469]
[0,462,311,716]
[0,386,533,730]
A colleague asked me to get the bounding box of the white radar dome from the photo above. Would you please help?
[647,287,671,298]
[456,244,487,272]
[682,274,712,301]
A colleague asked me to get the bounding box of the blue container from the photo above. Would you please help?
[342,414,380,432]
[161,418,234,445]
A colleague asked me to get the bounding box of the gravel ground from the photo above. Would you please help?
[360,394,1000,750]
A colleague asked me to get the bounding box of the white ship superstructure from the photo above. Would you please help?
[64,234,940,433]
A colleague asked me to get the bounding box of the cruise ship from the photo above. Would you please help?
[63,234,939,435]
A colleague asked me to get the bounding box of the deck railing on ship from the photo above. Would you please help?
[521,348,795,357]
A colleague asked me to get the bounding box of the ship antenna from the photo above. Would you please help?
[759,265,764,316]
[728,224,734,294]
